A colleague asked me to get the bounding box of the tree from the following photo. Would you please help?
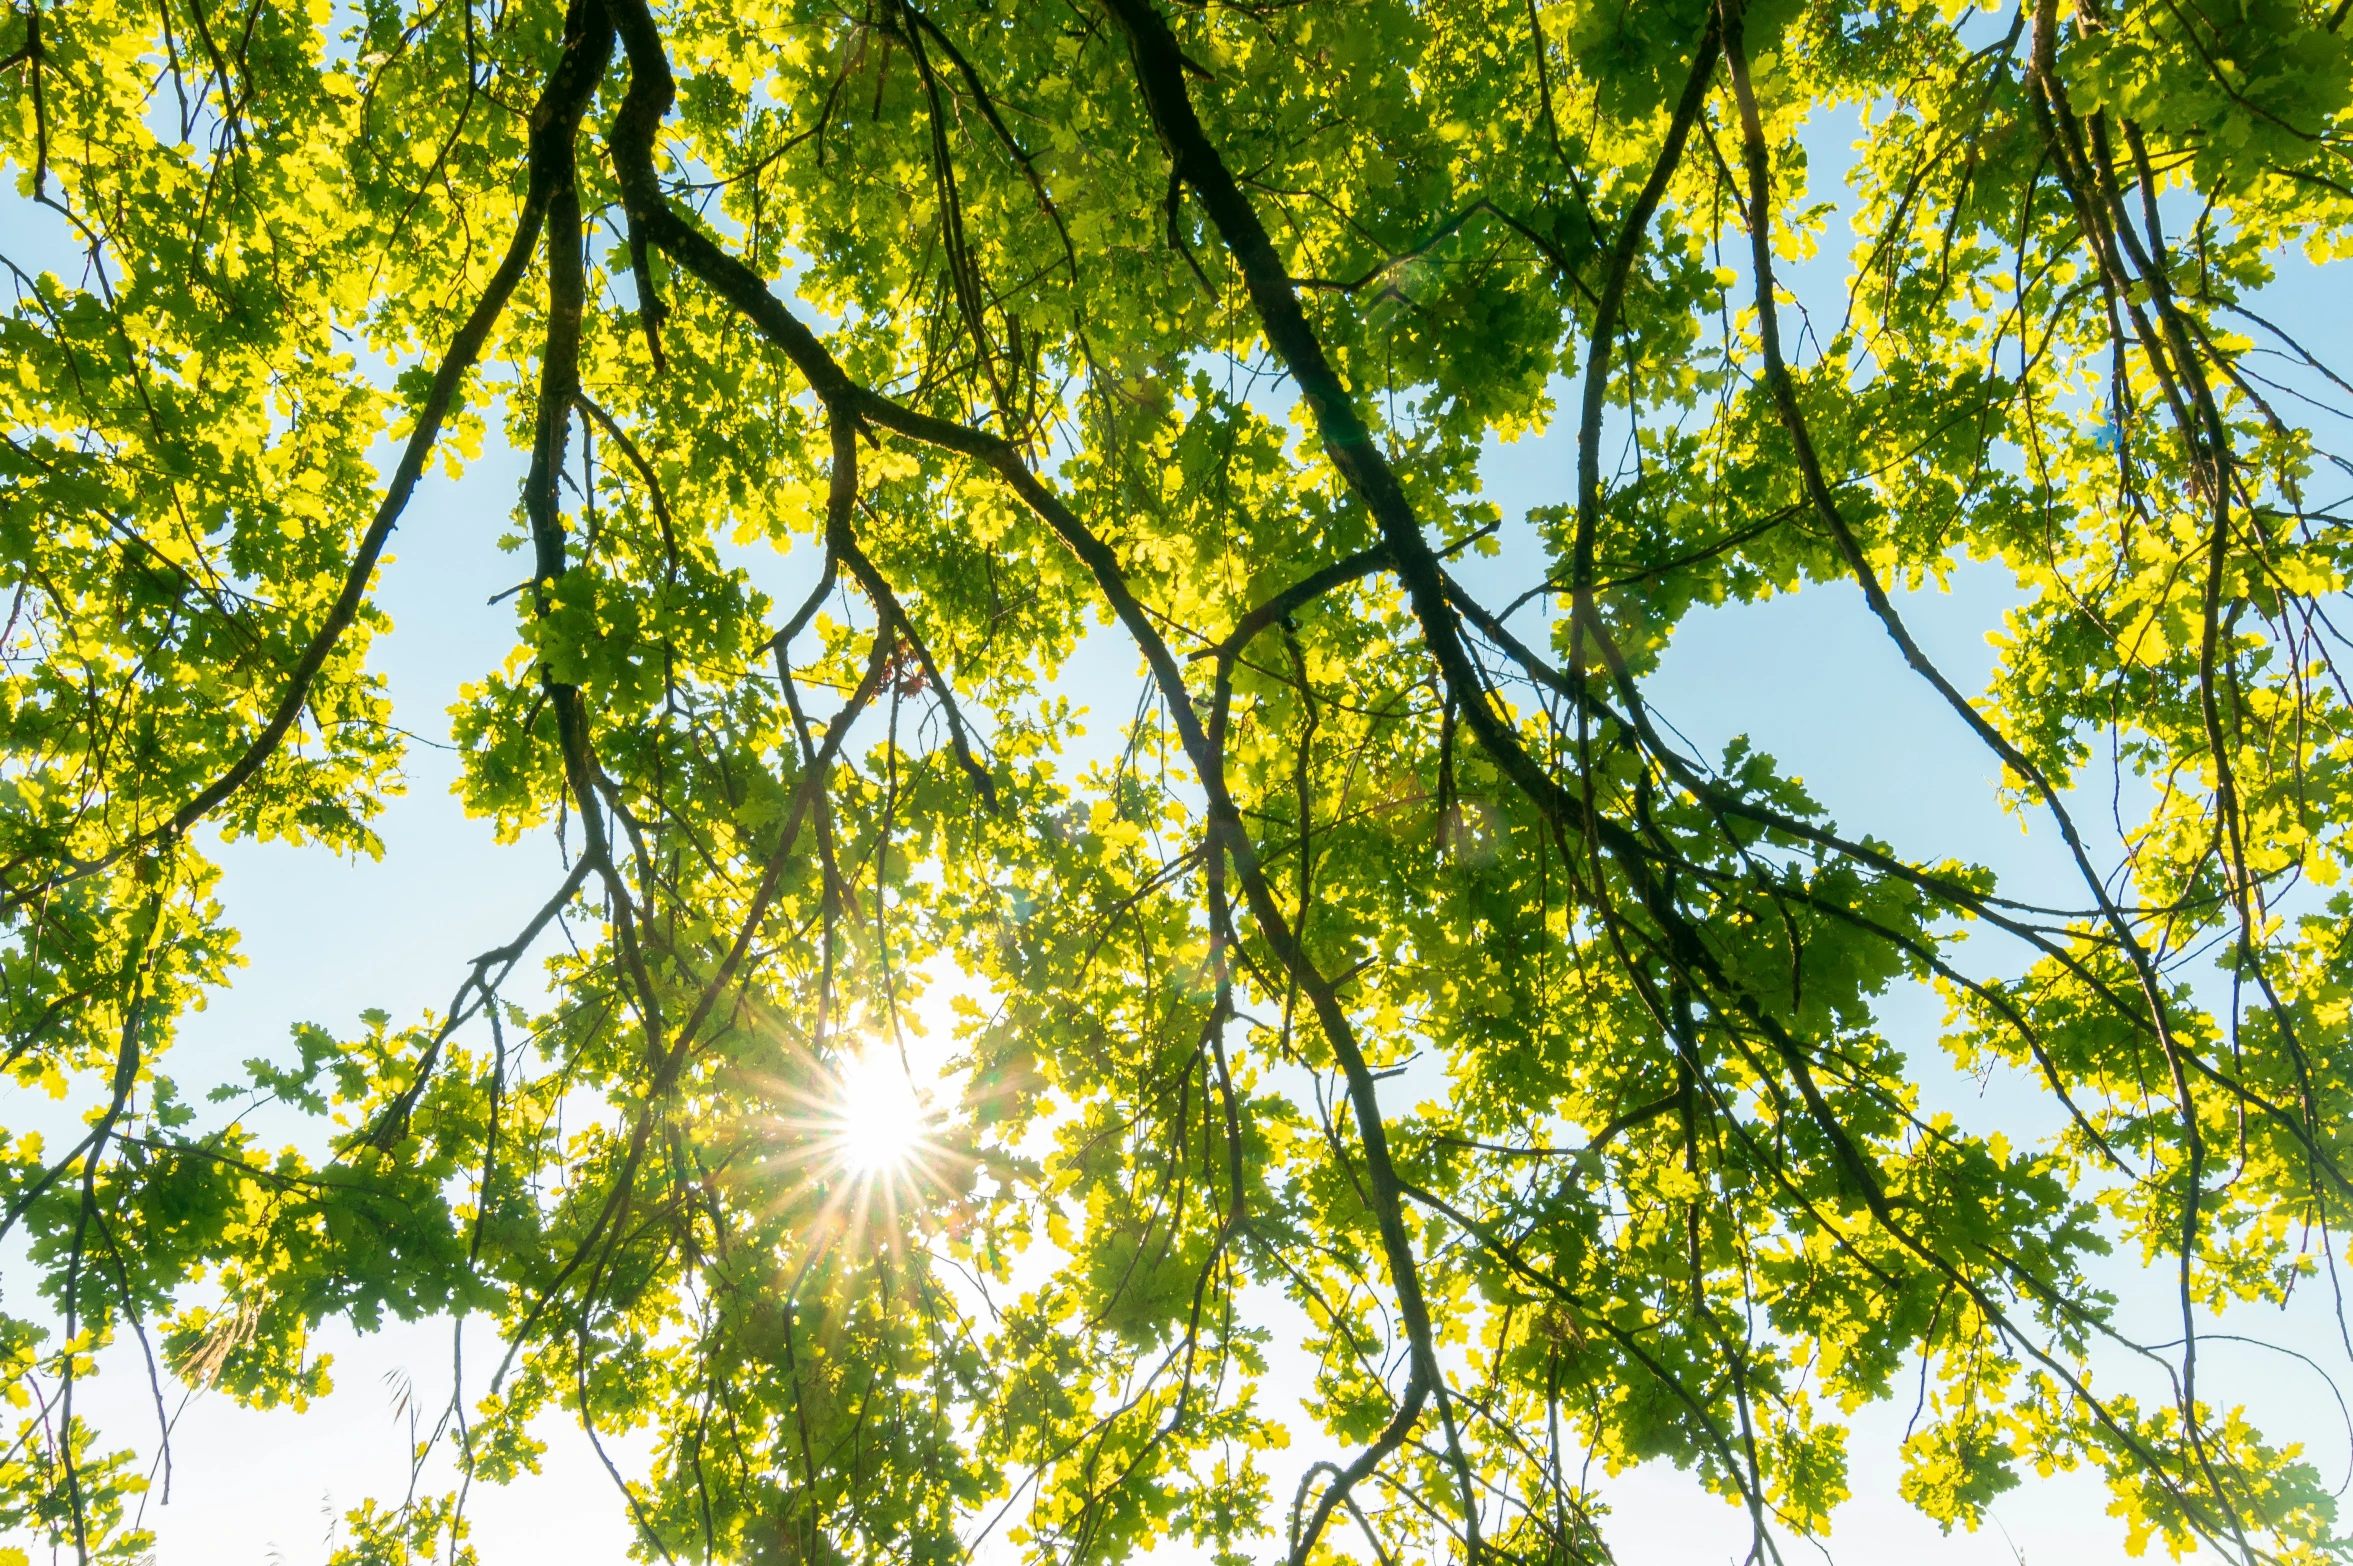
[3,0,2352,1558]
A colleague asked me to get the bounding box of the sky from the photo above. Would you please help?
[9,57,2353,1566]
[37,369,2353,1566]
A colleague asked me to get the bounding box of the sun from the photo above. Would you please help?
[828,1044,931,1176]
[741,1021,970,1258]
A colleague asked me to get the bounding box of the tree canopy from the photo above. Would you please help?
[5,0,2353,1559]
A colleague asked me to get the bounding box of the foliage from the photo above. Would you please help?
[4,0,2353,1559]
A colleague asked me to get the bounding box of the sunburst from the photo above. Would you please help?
[735,1035,965,1266]
[826,1043,933,1177]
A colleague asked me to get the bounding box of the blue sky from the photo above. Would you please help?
[58,368,2349,1566]
[10,74,2353,1566]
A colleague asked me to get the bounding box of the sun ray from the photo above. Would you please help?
[729,1033,971,1273]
